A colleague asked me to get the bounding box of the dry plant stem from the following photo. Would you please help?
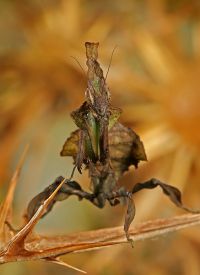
[0,213,200,264]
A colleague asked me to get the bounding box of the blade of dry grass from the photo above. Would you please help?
[0,145,29,244]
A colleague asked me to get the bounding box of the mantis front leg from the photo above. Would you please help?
[26,176,106,221]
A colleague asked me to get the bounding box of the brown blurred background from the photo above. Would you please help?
[1,0,200,274]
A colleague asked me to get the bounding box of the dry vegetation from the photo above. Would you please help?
[0,0,200,274]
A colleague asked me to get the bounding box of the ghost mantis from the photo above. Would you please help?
[26,42,199,244]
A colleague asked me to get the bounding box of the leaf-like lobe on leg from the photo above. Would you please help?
[124,194,135,245]
[132,178,200,214]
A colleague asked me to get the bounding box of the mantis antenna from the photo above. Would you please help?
[70,56,86,76]
[105,45,118,81]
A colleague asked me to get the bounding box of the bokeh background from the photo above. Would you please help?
[1,0,200,274]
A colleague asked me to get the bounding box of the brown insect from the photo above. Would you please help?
[27,42,198,244]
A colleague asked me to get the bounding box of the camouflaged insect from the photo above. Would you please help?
[27,42,199,243]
